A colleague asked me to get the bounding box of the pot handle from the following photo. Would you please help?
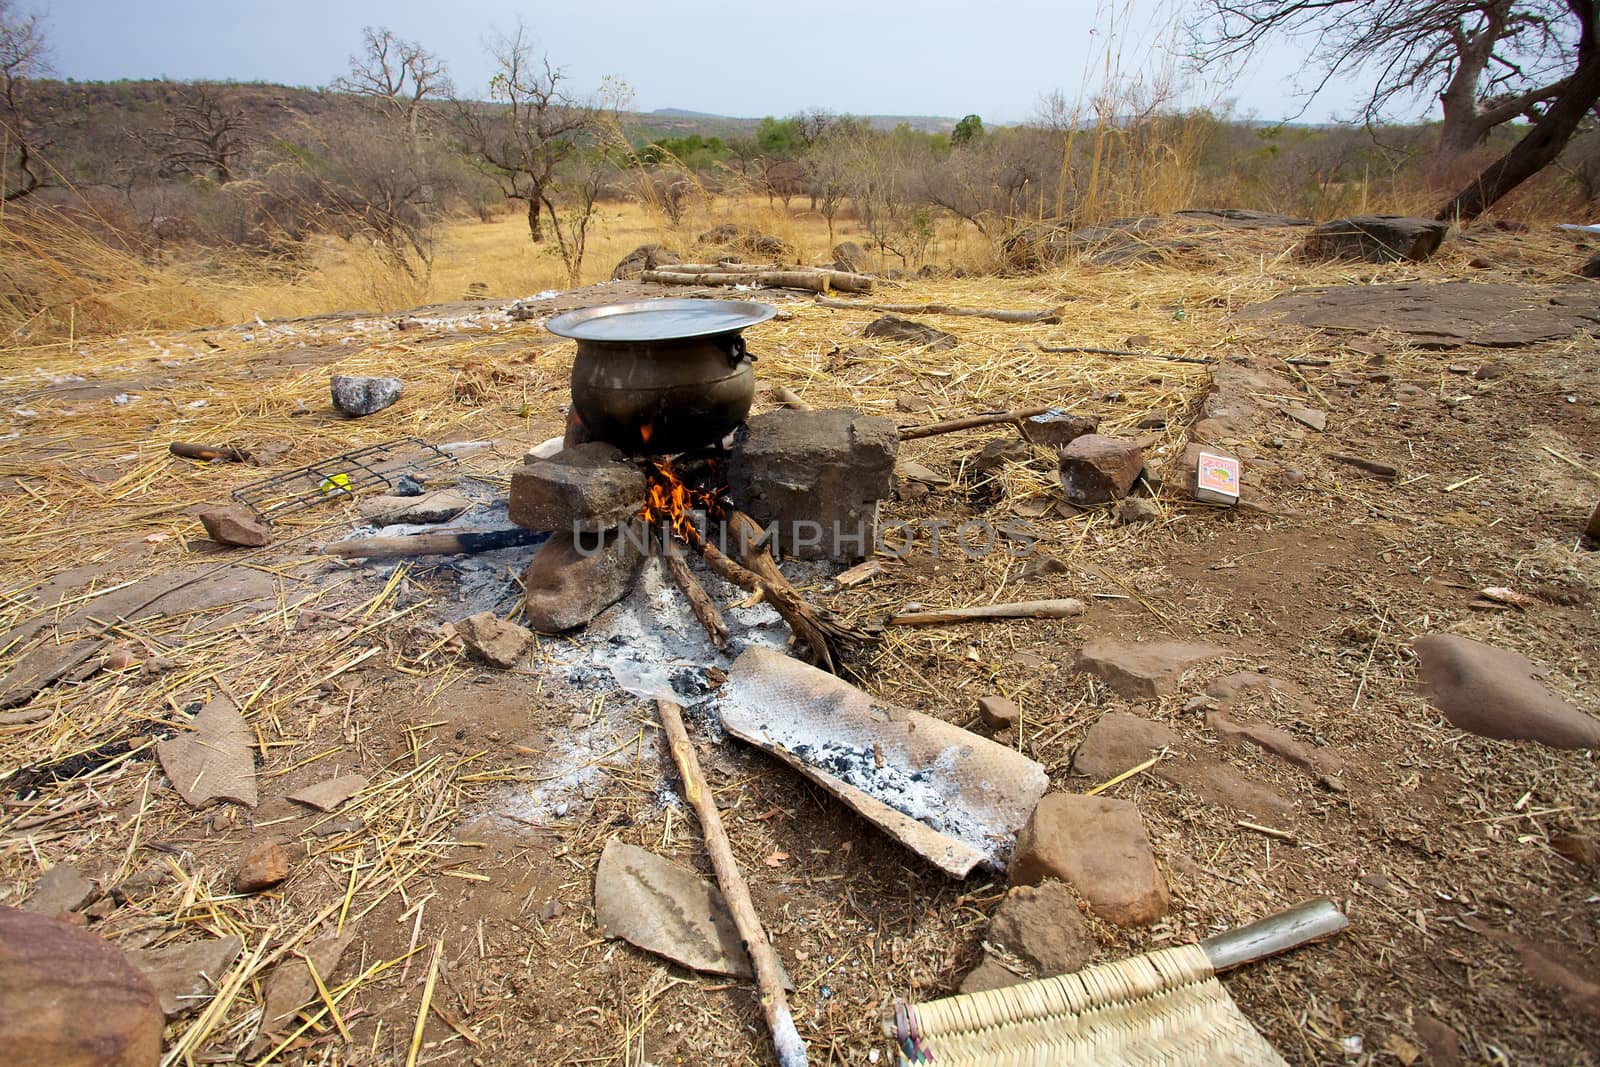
[717,333,756,365]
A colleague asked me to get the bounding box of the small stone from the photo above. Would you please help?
[1019,554,1070,581]
[1010,794,1170,927]
[959,955,1025,994]
[1414,633,1600,748]
[894,394,928,414]
[973,438,1032,473]
[1581,249,1600,279]
[1114,497,1160,526]
[523,530,647,632]
[127,935,244,1017]
[455,612,534,669]
[977,695,1021,730]
[1281,405,1327,432]
[358,489,471,526]
[286,774,368,812]
[1020,410,1098,448]
[23,865,96,918]
[1586,500,1600,543]
[831,241,872,274]
[861,315,957,351]
[1058,435,1144,504]
[987,880,1094,975]
[1075,639,1226,700]
[330,374,403,416]
[198,505,270,547]
[0,907,164,1064]
[234,840,290,894]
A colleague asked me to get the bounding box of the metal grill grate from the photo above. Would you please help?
[232,438,455,523]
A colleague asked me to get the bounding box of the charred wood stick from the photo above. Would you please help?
[1037,344,1215,365]
[890,598,1087,625]
[170,442,251,463]
[323,527,545,559]
[657,698,808,1067]
[688,529,842,672]
[816,297,1064,324]
[663,543,731,651]
[897,405,1053,440]
[642,269,874,294]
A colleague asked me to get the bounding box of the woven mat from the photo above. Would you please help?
[892,943,1287,1067]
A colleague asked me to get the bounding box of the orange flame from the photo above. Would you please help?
[640,458,720,542]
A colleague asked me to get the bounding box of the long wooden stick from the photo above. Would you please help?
[657,698,807,1067]
[643,269,873,294]
[897,405,1054,441]
[663,545,730,651]
[1037,344,1215,365]
[323,527,543,559]
[890,598,1087,625]
[817,296,1064,324]
[170,441,250,463]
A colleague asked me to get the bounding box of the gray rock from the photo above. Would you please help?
[126,936,244,1017]
[198,504,270,547]
[959,955,1026,994]
[725,409,897,561]
[1010,794,1169,927]
[1058,435,1144,504]
[1582,250,1600,279]
[1302,215,1449,263]
[831,241,872,273]
[455,611,534,669]
[1075,639,1225,700]
[523,530,647,632]
[861,315,957,351]
[330,374,403,416]
[1414,634,1600,749]
[988,881,1095,975]
[1114,497,1161,526]
[611,244,682,281]
[23,865,96,918]
[510,442,647,534]
[973,438,1032,474]
[1174,208,1313,228]
[357,489,471,526]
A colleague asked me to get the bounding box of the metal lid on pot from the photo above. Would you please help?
[544,298,777,343]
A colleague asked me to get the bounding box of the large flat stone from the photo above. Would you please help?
[1415,634,1600,749]
[1010,794,1169,927]
[509,442,646,534]
[1075,639,1226,700]
[725,409,897,561]
[1302,215,1447,262]
[0,906,163,1067]
[522,529,647,632]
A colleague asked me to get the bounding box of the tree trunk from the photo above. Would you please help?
[526,194,543,242]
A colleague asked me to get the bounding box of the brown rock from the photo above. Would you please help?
[1010,794,1169,927]
[959,955,1026,994]
[1587,500,1600,542]
[1207,710,1345,779]
[156,694,257,809]
[1075,639,1225,700]
[455,611,534,669]
[0,906,164,1066]
[1020,410,1098,448]
[1072,711,1180,777]
[254,931,354,1044]
[23,864,96,918]
[286,773,368,812]
[1411,1013,1463,1067]
[1204,670,1312,712]
[1414,633,1600,749]
[861,315,957,351]
[1058,435,1144,504]
[1550,832,1598,868]
[126,935,244,1017]
[234,840,290,894]
[1113,497,1160,526]
[198,504,270,547]
[987,881,1095,975]
[523,529,647,632]
[977,695,1021,730]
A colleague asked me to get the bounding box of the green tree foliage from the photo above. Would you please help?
[952,113,984,145]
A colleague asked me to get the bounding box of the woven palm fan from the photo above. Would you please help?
[888,897,1348,1067]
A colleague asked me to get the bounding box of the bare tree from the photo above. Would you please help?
[147,83,248,183]
[1189,0,1594,161]
[334,27,450,207]
[0,0,48,202]
[456,25,602,242]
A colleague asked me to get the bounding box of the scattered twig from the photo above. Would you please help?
[662,543,730,652]
[771,385,812,411]
[1037,344,1214,365]
[169,442,251,463]
[898,405,1054,440]
[1085,755,1160,797]
[890,598,1086,625]
[816,296,1063,323]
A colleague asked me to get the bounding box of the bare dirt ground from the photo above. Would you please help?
[2,219,1597,1066]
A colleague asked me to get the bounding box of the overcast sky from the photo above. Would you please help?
[36,0,1388,126]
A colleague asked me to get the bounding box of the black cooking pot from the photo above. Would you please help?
[546,299,775,455]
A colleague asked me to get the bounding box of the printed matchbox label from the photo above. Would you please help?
[1196,452,1240,501]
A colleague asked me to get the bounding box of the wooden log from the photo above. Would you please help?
[323,527,544,559]
[1198,897,1348,972]
[890,598,1087,625]
[657,698,807,1067]
[642,269,874,295]
[1037,344,1215,366]
[649,263,782,274]
[771,385,812,411]
[897,405,1054,441]
[663,546,730,651]
[816,297,1063,324]
[170,442,251,463]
